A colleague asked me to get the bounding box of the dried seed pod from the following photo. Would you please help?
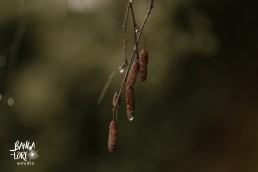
[140,49,149,64]
[139,49,148,81]
[126,86,135,121]
[112,92,121,107]
[127,61,139,87]
[108,120,118,152]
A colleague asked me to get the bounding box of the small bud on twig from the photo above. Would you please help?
[113,92,121,107]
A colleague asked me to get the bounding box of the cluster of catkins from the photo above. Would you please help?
[108,49,149,152]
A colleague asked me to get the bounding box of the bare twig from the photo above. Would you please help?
[129,1,140,60]
[140,0,154,31]
[140,32,146,49]
[98,70,117,104]
[97,58,129,104]
[98,1,133,104]
[122,1,130,62]
[112,0,154,112]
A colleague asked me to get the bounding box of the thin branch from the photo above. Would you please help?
[129,1,140,60]
[98,1,132,104]
[141,32,146,49]
[98,70,117,104]
[122,1,130,62]
[122,1,130,35]
[140,0,154,31]
[97,58,129,104]
[112,0,154,111]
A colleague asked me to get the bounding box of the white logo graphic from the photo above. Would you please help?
[9,141,39,165]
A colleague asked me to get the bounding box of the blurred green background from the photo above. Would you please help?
[0,0,258,171]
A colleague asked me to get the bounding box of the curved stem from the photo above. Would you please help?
[112,0,154,111]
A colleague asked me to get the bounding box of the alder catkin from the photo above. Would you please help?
[112,92,121,107]
[127,61,139,87]
[126,86,135,121]
[139,49,148,81]
[108,120,118,152]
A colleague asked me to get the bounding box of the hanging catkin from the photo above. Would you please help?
[126,86,135,121]
[108,120,118,152]
[139,49,148,81]
[127,61,139,87]
[112,92,121,107]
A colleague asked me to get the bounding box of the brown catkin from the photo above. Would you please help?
[139,49,148,81]
[127,61,139,87]
[108,120,118,152]
[112,92,121,107]
[126,86,135,121]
